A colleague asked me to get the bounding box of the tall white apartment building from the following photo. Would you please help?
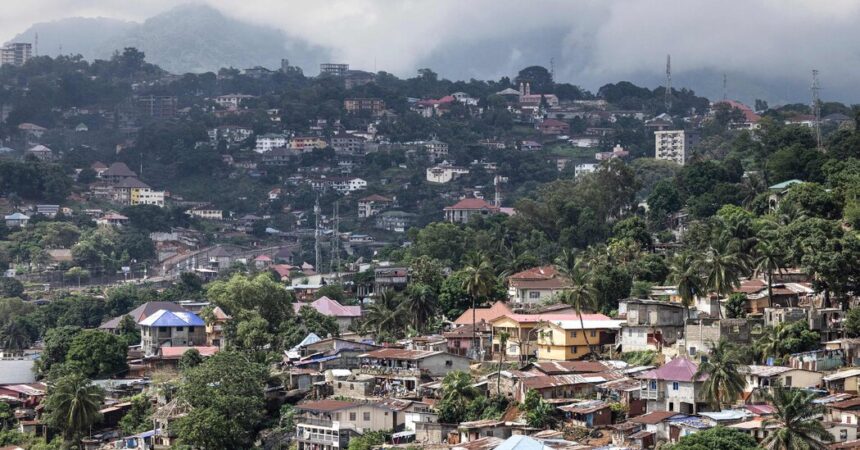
[655,130,700,165]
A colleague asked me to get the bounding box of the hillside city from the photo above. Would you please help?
[0,34,859,450]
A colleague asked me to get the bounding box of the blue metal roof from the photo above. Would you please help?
[139,310,204,327]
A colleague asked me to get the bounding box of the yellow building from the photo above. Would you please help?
[491,313,622,362]
[534,319,623,361]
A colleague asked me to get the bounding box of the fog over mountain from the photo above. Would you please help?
[4,1,859,104]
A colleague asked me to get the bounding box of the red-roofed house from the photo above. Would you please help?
[638,357,708,414]
[507,266,567,305]
[294,296,361,331]
[538,119,570,135]
[443,198,501,223]
[454,301,513,326]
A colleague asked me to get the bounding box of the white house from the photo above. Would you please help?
[574,163,598,178]
[426,162,470,183]
[638,357,707,414]
[255,133,289,153]
[214,94,255,110]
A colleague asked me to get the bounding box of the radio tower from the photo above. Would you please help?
[722,73,728,101]
[34,33,38,57]
[550,57,555,81]
[664,54,672,112]
[314,196,321,273]
[811,69,822,150]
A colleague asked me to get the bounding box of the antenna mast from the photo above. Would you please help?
[811,69,822,150]
[722,73,727,101]
[314,196,321,273]
[664,54,672,112]
[34,33,38,57]
[550,57,555,81]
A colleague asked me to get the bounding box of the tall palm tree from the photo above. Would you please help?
[554,250,598,359]
[753,237,786,308]
[405,283,437,332]
[462,256,496,357]
[45,373,103,447]
[702,240,748,313]
[761,384,832,450]
[755,325,783,364]
[694,339,746,410]
[668,252,705,316]
[440,371,478,404]
[361,289,406,340]
[496,331,510,396]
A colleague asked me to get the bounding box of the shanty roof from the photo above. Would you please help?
[102,162,137,178]
[531,360,612,375]
[360,348,454,361]
[293,296,361,317]
[743,365,795,377]
[492,312,615,326]
[630,411,682,425]
[359,194,392,202]
[824,369,860,381]
[454,301,513,326]
[295,400,358,412]
[638,357,704,382]
[558,400,609,414]
[113,177,151,189]
[139,310,204,327]
[494,435,553,450]
[521,374,588,390]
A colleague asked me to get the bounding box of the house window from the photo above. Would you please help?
[570,331,577,338]
[841,429,848,441]
[188,326,195,333]
[176,326,184,331]
[669,402,674,411]
[334,413,341,420]
[338,382,342,388]
[529,291,541,300]
[571,346,577,354]
[350,385,354,390]
[784,376,792,387]
[349,412,356,421]
[689,347,697,356]
[590,330,596,337]
[650,381,657,390]
[363,412,371,421]
[445,360,452,367]
[672,382,679,391]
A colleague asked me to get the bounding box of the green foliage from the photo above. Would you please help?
[724,293,747,319]
[36,326,81,375]
[179,348,203,371]
[520,389,557,428]
[43,373,104,446]
[845,308,860,338]
[175,352,267,450]
[0,278,24,298]
[664,426,758,450]
[316,283,347,302]
[65,329,128,378]
[348,430,390,450]
[619,350,659,366]
[694,339,746,409]
[761,384,833,450]
[118,394,153,434]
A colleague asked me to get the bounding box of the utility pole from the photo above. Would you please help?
[330,201,340,275]
[664,54,672,112]
[314,196,321,273]
[812,69,822,150]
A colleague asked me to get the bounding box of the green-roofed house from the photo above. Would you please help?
[768,179,804,212]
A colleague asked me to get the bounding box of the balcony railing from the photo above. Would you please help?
[640,389,661,400]
[357,366,423,377]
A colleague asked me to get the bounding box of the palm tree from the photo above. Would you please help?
[753,237,786,308]
[702,240,748,314]
[0,319,32,354]
[440,371,478,404]
[668,252,705,316]
[361,289,406,340]
[554,250,598,358]
[694,339,746,410]
[761,384,833,450]
[462,256,496,357]
[496,331,510,396]
[405,283,437,332]
[44,373,103,447]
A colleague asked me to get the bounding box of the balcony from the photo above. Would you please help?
[357,366,423,378]
[640,389,661,400]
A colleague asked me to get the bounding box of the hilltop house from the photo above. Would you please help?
[443,198,500,224]
[506,266,567,305]
[637,357,708,414]
[619,298,687,353]
[533,316,624,360]
[293,296,361,331]
[357,194,393,218]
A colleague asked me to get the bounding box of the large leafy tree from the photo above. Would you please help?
[664,426,758,450]
[175,352,268,450]
[43,373,104,448]
[694,339,746,409]
[761,385,832,450]
[64,329,128,378]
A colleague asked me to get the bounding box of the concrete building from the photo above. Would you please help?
[506,266,567,305]
[619,299,687,353]
[534,317,623,360]
[638,357,708,414]
[344,98,385,115]
[443,198,500,223]
[294,400,398,450]
[331,132,367,155]
[138,310,206,357]
[683,318,759,359]
[426,162,469,183]
[1,43,32,66]
[136,95,177,119]
[357,194,393,218]
[320,63,349,76]
[255,133,289,153]
[654,130,700,165]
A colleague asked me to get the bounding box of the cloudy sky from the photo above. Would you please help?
[2,0,859,102]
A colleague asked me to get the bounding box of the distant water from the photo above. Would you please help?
[0,359,36,384]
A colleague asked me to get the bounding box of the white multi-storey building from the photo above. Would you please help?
[255,133,289,153]
[655,130,700,165]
